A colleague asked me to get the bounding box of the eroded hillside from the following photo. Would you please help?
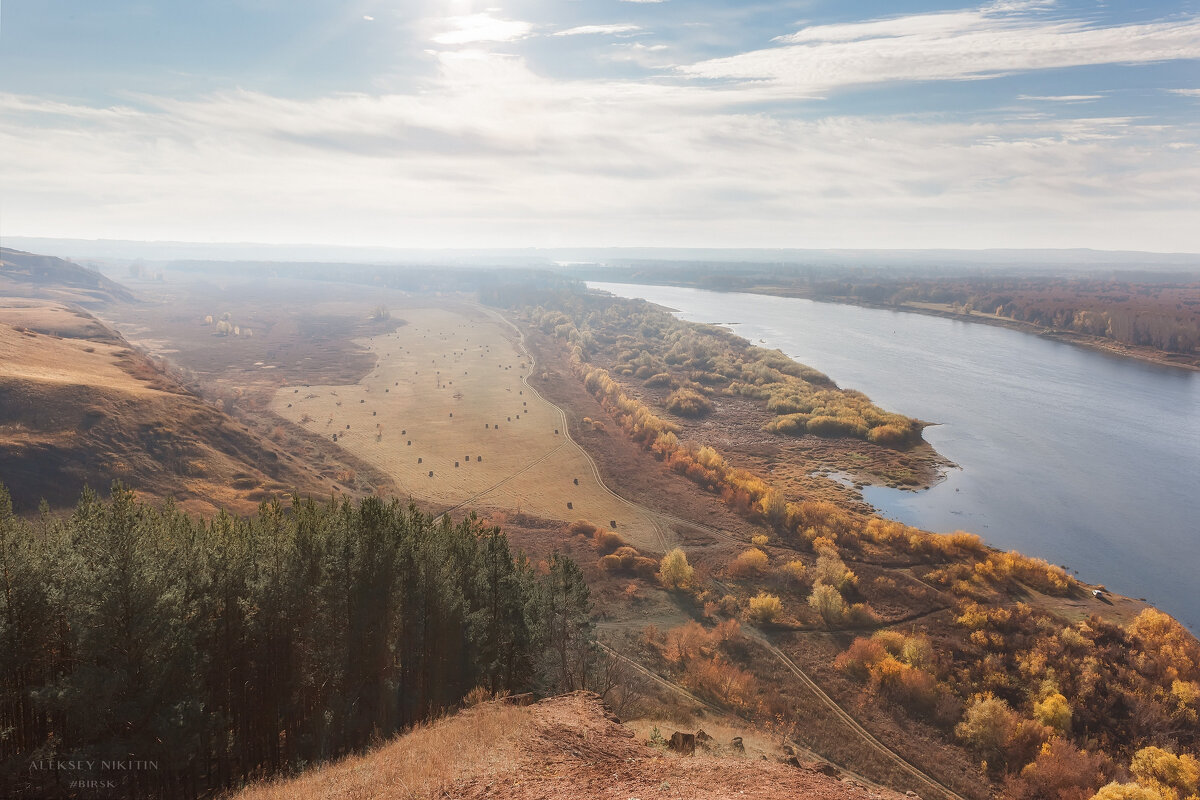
[0,298,327,513]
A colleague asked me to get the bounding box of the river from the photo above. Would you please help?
[589,282,1200,631]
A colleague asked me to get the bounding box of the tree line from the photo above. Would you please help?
[0,484,593,799]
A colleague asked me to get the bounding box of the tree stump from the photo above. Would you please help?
[669,732,695,756]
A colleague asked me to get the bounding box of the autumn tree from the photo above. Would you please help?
[808,583,847,626]
[658,548,694,589]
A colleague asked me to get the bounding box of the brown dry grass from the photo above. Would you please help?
[270,306,661,550]
[0,301,162,395]
[233,703,534,800]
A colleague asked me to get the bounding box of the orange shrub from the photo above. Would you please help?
[665,387,712,417]
[788,501,856,540]
[592,529,625,554]
[835,637,888,680]
[664,621,710,664]
[568,519,598,537]
[729,547,769,578]
[598,545,658,578]
[1002,738,1107,800]
[682,656,759,711]
[867,423,912,447]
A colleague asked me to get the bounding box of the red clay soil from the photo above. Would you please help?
[453,692,910,800]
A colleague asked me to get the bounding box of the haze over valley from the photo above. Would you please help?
[3,1,1200,798]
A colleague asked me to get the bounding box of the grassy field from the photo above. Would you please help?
[271,305,663,550]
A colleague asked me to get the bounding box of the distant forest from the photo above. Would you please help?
[571,264,1200,356]
[0,485,594,799]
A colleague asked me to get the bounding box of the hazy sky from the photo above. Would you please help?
[2,0,1199,250]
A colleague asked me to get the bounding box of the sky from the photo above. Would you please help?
[2,0,1199,251]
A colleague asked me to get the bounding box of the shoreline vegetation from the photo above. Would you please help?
[777,291,1200,373]
[579,272,1200,372]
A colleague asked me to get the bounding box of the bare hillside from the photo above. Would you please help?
[0,247,135,306]
[0,298,329,513]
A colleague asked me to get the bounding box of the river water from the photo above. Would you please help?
[589,282,1200,630]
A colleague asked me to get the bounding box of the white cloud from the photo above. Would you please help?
[683,6,1200,95]
[1018,94,1102,102]
[3,2,1200,250]
[431,13,532,46]
[1167,88,1200,97]
[619,0,667,3]
[605,42,671,67]
[3,48,1199,250]
[555,24,641,37]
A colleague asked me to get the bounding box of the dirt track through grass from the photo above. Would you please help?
[271,305,662,550]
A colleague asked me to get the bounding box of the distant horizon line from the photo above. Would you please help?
[5,236,1200,255]
[7,236,1200,259]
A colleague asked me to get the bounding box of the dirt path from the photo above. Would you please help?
[594,642,898,794]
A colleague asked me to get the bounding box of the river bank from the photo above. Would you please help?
[589,281,1200,632]
[862,298,1200,372]
[596,279,1200,372]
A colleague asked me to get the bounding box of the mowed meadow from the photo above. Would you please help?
[271,306,661,548]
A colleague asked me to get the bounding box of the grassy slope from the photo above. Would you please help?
[0,299,328,514]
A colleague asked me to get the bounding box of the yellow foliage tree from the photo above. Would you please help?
[658,548,694,590]
[1089,784,1169,800]
[814,545,855,591]
[746,592,782,624]
[1033,692,1073,734]
[1129,746,1200,799]
[807,583,846,626]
